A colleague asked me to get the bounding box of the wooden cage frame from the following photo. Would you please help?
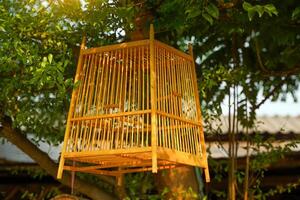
[57,25,210,182]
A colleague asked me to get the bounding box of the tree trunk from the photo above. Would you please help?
[155,166,200,199]
[128,8,201,199]
[0,119,116,200]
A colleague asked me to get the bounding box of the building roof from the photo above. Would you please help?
[210,115,300,134]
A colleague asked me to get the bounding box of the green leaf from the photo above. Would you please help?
[202,13,213,25]
[205,3,219,19]
[247,8,256,21]
[256,5,264,17]
[161,187,170,196]
[243,2,278,20]
[242,2,252,11]
[48,54,53,64]
[186,8,201,19]
[243,2,255,21]
[0,26,5,32]
[292,7,300,20]
[264,4,278,16]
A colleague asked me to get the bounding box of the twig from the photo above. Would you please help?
[254,37,300,77]
[252,78,286,111]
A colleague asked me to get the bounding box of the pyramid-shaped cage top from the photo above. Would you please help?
[57,26,209,182]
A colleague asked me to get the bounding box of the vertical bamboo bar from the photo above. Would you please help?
[82,54,93,116]
[137,47,141,147]
[95,52,105,114]
[110,51,117,149]
[87,54,97,116]
[101,51,111,148]
[188,44,210,182]
[57,36,86,179]
[131,47,137,147]
[95,53,106,149]
[168,51,175,150]
[121,48,129,148]
[73,54,87,118]
[90,54,102,150]
[146,45,150,146]
[157,46,162,147]
[141,46,145,147]
[83,54,95,148]
[115,50,121,148]
[172,55,180,150]
[127,47,133,147]
[177,58,183,151]
[163,49,170,149]
[150,24,158,173]
[160,47,167,148]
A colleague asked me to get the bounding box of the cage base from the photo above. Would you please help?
[61,147,207,178]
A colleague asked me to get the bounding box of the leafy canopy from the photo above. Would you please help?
[0,0,299,140]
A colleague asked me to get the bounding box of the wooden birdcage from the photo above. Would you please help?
[57,25,210,182]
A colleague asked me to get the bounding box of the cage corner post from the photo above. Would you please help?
[57,36,86,179]
[150,24,158,173]
[188,43,210,182]
[57,156,65,179]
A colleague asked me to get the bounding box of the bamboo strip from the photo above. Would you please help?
[70,110,151,121]
[162,48,169,149]
[137,47,141,147]
[82,54,93,116]
[150,24,158,172]
[57,37,86,179]
[159,48,166,148]
[64,147,152,158]
[113,165,177,174]
[141,46,145,147]
[156,47,162,147]
[181,120,187,152]
[154,41,193,61]
[95,119,102,149]
[110,51,118,149]
[63,166,117,176]
[156,111,202,126]
[63,160,160,171]
[87,54,97,116]
[73,53,87,118]
[115,53,121,148]
[82,40,149,55]
[73,121,80,152]
[131,47,137,147]
[146,46,150,147]
[188,44,210,182]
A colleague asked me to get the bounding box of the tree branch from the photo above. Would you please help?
[254,38,300,77]
[0,119,116,200]
[252,78,286,111]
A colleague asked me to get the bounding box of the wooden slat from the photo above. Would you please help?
[82,40,149,55]
[70,110,151,121]
[156,111,202,127]
[64,147,152,158]
[188,44,210,182]
[114,164,177,174]
[150,24,158,173]
[57,37,86,179]
[64,161,157,172]
[154,40,193,61]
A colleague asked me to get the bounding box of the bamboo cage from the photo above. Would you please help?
[57,25,210,182]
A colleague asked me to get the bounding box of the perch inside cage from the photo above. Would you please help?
[57,25,210,182]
